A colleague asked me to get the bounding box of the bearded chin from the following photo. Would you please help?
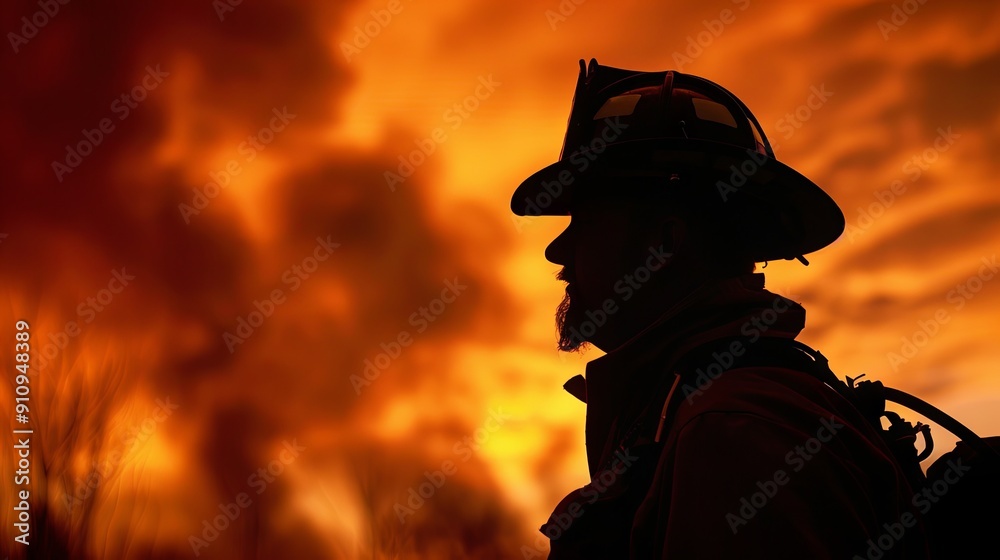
[555,290,590,353]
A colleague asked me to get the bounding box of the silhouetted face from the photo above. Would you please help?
[545,189,676,352]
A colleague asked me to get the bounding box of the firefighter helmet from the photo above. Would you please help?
[510,58,845,263]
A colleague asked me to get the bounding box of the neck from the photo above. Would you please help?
[593,273,713,352]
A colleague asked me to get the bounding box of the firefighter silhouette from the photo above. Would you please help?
[511,59,933,559]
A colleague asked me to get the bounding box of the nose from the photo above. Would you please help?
[545,222,574,265]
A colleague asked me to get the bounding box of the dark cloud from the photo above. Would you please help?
[1,0,519,557]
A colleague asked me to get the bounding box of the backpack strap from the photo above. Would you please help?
[778,338,1000,464]
[650,336,934,489]
[678,337,999,465]
[608,335,997,496]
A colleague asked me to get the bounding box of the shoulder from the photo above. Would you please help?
[662,365,891,464]
[672,364,849,426]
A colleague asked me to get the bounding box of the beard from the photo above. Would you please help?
[555,287,590,353]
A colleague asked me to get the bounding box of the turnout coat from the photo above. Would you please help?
[542,273,931,559]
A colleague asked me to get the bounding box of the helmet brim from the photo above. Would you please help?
[510,138,845,262]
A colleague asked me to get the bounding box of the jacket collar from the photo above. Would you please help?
[562,273,807,474]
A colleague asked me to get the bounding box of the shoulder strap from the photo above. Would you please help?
[777,339,1000,464]
[648,336,930,490]
[608,335,998,491]
[672,337,999,467]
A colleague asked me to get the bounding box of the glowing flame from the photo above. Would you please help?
[2,1,1000,558]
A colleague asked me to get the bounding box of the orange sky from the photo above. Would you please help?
[2,0,1000,558]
